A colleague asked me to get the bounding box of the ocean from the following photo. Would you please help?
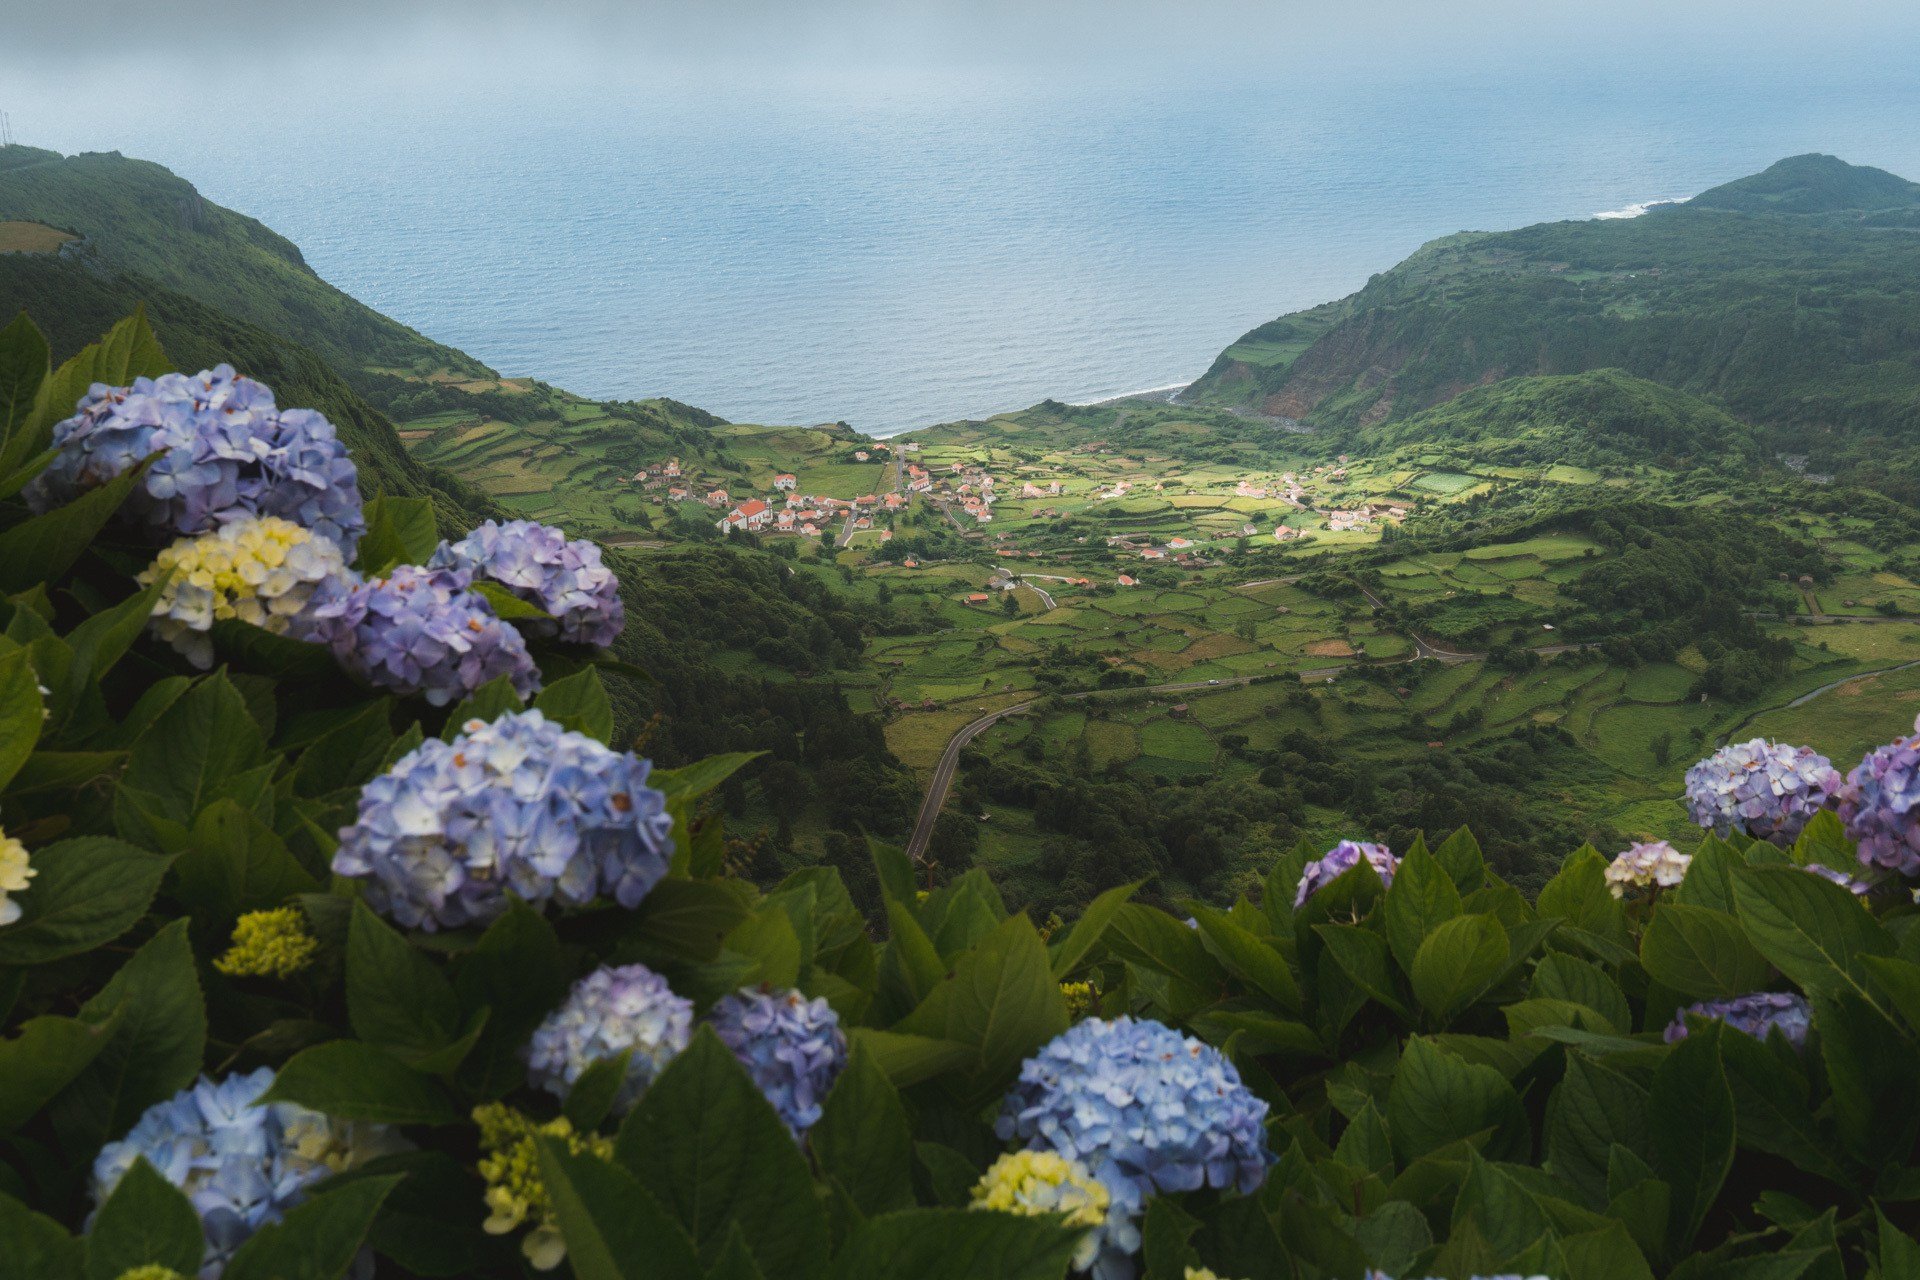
[23,57,1920,434]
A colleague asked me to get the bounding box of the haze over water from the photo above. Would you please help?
[15,38,1920,432]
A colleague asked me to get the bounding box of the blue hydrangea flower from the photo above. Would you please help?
[995,1017,1274,1218]
[526,963,693,1112]
[1664,991,1812,1049]
[708,987,848,1135]
[1683,738,1841,845]
[429,520,625,648]
[1838,716,1920,876]
[91,1068,404,1277]
[27,366,365,555]
[1294,840,1397,908]
[332,709,674,930]
[304,564,540,706]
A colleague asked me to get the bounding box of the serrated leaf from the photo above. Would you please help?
[537,1138,701,1280]
[0,836,171,965]
[533,667,614,741]
[824,1208,1080,1280]
[613,1028,830,1275]
[1641,902,1773,999]
[346,901,464,1064]
[812,1043,916,1216]
[1410,914,1507,1024]
[85,1157,204,1280]
[356,495,439,575]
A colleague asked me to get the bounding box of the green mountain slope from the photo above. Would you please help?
[1336,369,1761,467]
[1186,154,1920,493]
[0,144,482,389]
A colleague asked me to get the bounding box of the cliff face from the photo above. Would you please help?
[1184,155,1920,455]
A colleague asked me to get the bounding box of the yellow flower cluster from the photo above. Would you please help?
[1060,980,1097,1021]
[113,1268,188,1280]
[140,515,347,667]
[213,907,318,979]
[970,1149,1109,1230]
[0,829,34,927]
[473,1103,615,1272]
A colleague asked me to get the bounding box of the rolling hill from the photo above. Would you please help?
[1185,154,1920,494]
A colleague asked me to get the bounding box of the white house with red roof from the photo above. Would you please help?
[773,473,797,491]
[717,499,772,532]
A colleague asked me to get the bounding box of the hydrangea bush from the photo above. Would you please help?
[9,312,1920,1280]
[139,515,350,666]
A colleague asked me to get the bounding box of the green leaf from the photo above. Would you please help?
[346,901,465,1065]
[0,836,171,965]
[1105,903,1228,1013]
[1547,1053,1650,1209]
[1531,952,1631,1033]
[1561,1220,1655,1280]
[289,700,396,798]
[453,903,570,1099]
[1410,914,1508,1024]
[894,914,1068,1106]
[1354,1200,1431,1276]
[537,1138,701,1280]
[1452,1149,1551,1262]
[0,462,149,593]
[1640,903,1774,999]
[868,833,919,909]
[0,1011,115,1132]
[1649,1020,1734,1254]
[614,1028,830,1275]
[1877,1207,1920,1279]
[812,1043,916,1216]
[651,752,764,802]
[1189,903,1300,1008]
[1140,1197,1201,1280]
[1316,922,1409,1017]
[1048,879,1142,979]
[533,668,615,742]
[0,311,50,454]
[705,1228,768,1280]
[471,579,552,621]
[1387,1035,1527,1164]
[0,646,44,791]
[0,1191,83,1280]
[172,800,319,929]
[262,1040,461,1125]
[1536,845,1632,958]
[1816,989,1919,1165]
[1432,825,1487,894]
[85,1157,204,1280]
[356,495,439,574]
[116,672,267,831]
[563,1048,634,1134]
[222,1175,401,1280]
[62,576,167,691]
[844,1028,975,1088]
[1731,864,1893,1006]
[1383,842,1464,972]
[825,1208,1081,1280]
[50,920,206,1157]
[439,674,525,738]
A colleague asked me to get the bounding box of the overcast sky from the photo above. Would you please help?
[4,0,1919,81]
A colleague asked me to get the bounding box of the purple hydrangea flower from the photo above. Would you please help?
[1664,991,1812,1049]
[1684,739,1841,845]
[27,366,365,555]
[429,520,625,648]
[708,987,848,1136]
[92,1068,404,1277]
[1294,840,1398,908]
[332,709,673,930]
[995,1016,1274,1216]
[1838,717,1920,876]
[526,964,693,1112]
[304,564,539,706]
